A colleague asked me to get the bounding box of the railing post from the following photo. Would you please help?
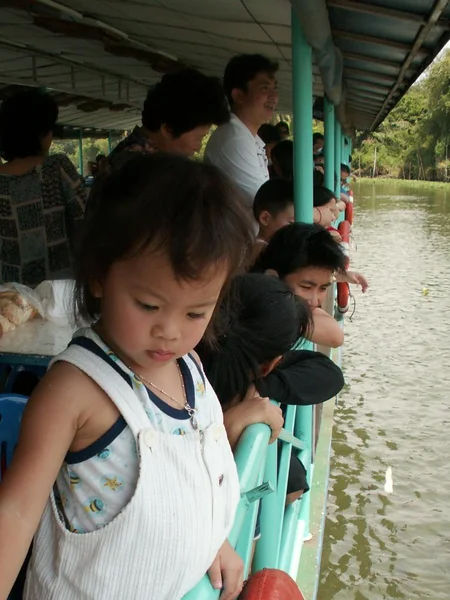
[324,98,335,191]
[78,130,84,177]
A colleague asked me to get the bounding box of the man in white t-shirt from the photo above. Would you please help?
[205,54,279,217]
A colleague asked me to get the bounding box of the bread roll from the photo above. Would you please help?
[0,314,15,333]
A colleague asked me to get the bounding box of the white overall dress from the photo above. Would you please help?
[24,340,240,600]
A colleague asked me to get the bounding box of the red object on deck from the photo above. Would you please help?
[337,220,351,314]
[345,200,354,225]
[240,569,305,599]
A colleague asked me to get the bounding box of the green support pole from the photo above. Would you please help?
[334,120,342,199]
[108,131,112,154]
[291,8,313,223]
[324,98,335,191]
[291,4,313,541]
[78,131,84,177]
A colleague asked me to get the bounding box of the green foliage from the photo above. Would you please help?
[50,136,123,174]
[352,51,450,181]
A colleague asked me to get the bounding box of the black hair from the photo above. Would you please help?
[142,69,229,137]
[275,121,289,134]
[224,54,278,106]
[313,132,324,143]
[197,273,312,406]
[258,124,282,145]
[313,186,336,208]
[0,89,58,161]
[76,153,253,325]
[96,154,106,162]
[252,222,347,278]
[341,163,350,175]
[253,178,294,221]
[271,140,293,179]
[313,169,324,187]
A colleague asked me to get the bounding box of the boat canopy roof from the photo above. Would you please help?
[0,0,449,134]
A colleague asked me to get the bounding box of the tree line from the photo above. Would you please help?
[353,50,450,182]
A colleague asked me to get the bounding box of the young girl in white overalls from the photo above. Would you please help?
[0,154,253,600]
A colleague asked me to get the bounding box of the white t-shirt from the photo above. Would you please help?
[205,114,269,209]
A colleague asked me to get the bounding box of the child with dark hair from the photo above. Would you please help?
[253,179,295,243]
[253,223,368,348]
[197,273,344,504]
[271,139,293,179]
[0,154,254,600]
[275,120,290,140]
[257,123,282,161]
[108,69,229,169]
[205,54,279,218]
[313,132,324,154]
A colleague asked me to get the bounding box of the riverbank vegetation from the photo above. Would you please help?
[353,51,450,182]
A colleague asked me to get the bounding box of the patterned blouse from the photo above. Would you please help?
[0,154,87,287]
[107,126,158,171]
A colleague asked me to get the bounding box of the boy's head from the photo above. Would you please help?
[252,222,347,309]
[253,179,295,241]
[313,186,338,228]
[224,54,279,126]
[313,132,324,154]
[341,163,350,183]
[275,120,289,140]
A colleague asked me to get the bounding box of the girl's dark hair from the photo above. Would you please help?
[197,273,312,406]
[313,169,324,187]
[0,89,58,161]
[75,153,253,323]
[271,140,293,179]
[313,186,336,207]
[252,222,347,277]
[142,69,229,137]
[257,124,282,145]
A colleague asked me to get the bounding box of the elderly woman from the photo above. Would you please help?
[0,89,86,286]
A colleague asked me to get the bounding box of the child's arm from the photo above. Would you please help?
[336,270,369,293]
[306,307,344,348]
[256,350,345,406]
[223,386,284,449]
[0,362,95,597]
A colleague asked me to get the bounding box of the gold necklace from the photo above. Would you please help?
[136,361,199,430]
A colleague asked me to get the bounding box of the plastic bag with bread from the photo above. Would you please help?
[0,291,37,335]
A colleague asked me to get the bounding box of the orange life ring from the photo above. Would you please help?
[345,201,353,225]
[240,569,305,599]
[337,220,351,314]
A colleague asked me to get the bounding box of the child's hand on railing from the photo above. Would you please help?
[223,386,284,448]
[208,539,244,600]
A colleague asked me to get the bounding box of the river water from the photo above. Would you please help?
[318,181,450,600]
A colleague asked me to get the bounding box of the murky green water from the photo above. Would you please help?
[319,181,450,600]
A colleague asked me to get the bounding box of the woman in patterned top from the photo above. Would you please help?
[0,89,86,286]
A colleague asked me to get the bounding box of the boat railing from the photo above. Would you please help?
[183,362,315,598]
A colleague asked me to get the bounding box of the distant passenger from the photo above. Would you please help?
[271,139,293,179]
[0,89,86,286]
[253,223,369,348]
[257,123,282,162]
[108,69,229,169]
[275,120,290,140]
[313,132,324,154]
[205,54,279,218]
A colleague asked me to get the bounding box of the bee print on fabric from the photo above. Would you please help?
[69,471,80,489]
[84,498,105,515]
